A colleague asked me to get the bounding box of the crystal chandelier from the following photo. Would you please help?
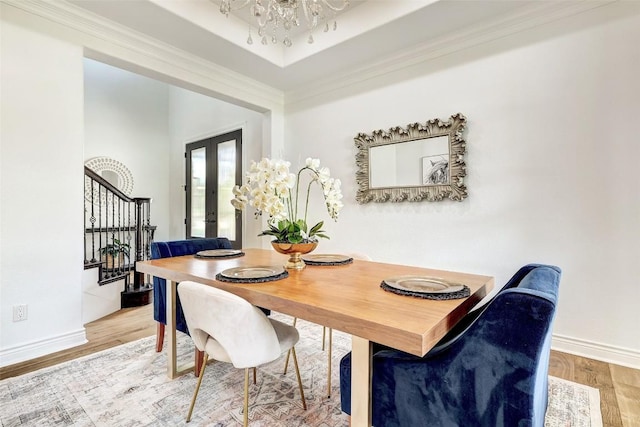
[219,0,350,47]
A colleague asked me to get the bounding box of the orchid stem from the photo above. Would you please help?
[304,180,313,225]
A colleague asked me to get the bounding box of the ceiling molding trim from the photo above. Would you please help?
[282,0,440,66]
[3,0,284,111]
[149,0,285,68]
[284,0,616,107]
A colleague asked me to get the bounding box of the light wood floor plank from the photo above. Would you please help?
[610,365,640,427]
[0,305,155,380]
[575,356,623,426]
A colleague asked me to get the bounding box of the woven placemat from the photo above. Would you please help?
[380,281,470,300]
[215,270,289,284]
[303,257,353,266]
[195,251,245,259]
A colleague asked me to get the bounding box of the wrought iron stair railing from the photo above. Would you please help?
[83,167,155,301]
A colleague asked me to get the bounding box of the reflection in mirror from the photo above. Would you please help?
[355,113,467,203]
[370,136,449,188]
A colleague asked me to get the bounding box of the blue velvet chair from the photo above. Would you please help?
[151,238,233,345]
[339,264,561,427]
[151,238,234,372]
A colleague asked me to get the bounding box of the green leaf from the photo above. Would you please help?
[296,219,308,232]
[309,221,324,235]
[288,234,303,244]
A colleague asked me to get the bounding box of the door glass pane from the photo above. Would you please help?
[217,140,236,240]
[190,147,206,238]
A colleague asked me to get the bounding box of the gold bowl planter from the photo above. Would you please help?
[271,241,318,270]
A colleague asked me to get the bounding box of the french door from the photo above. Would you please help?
[185,129,242,249]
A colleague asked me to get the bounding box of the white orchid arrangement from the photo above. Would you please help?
[231,157,344,243]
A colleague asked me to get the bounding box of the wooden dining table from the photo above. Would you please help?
[136,248,494,427]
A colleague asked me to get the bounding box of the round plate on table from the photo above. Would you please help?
[301,254,353,264]
[382,276,464,294]
[195,249,243,258]
[220,266,285,279]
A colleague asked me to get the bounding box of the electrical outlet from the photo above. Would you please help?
[13,304,28,322]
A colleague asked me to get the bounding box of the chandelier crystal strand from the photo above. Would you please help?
[220,0,349,47]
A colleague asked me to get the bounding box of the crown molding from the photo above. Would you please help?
[284,0,616,107]
[2,0,284,112]
[2,0,617,111]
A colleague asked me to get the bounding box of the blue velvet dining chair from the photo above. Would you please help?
[150,238,235,372]
[339,264,561,427]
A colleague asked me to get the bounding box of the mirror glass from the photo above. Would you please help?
[369,136,449,188]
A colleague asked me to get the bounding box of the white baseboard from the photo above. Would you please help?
[552,333,640,370]
[0,329,87,368]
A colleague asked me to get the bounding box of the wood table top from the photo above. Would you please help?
[136,248,494,357]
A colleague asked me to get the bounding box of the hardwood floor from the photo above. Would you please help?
[0,304,156,381]
[1,305,639,427]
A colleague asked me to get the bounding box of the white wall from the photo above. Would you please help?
[284,5,640,366]
[167,88,266,247]
[84,58,171,242]
[0,21,87,365]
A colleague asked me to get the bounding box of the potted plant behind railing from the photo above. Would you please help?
[99,238,131,270]
[231,157,344,270]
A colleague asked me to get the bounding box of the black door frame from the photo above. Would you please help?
[185,129,242,248]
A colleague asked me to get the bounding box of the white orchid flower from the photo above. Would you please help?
[305,157,320,171]
[232,185,243,196]
[232,157,343,242]
[231,198,245,210]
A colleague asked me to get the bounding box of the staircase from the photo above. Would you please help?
[84,166,155,308]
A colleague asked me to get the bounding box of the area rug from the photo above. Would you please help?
[1,313,602,427]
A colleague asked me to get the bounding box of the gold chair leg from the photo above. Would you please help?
[327,327,332,398]
[283,349,291,375]
[244,368,250,427]
[290,347,307,410]
[283,317,298,375]
[322,326,326,351]
[186,353,209,423]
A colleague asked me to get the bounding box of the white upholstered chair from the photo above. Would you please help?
[177,281,306,425]
[284,252,372,398]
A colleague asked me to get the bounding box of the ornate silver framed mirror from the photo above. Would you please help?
[354,113,467,203]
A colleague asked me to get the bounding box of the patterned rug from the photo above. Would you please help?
[1,313,602,426]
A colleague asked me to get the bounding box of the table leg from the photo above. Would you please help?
[167,279,178,379]
[165,279,196,379]
[351,336,373,427]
